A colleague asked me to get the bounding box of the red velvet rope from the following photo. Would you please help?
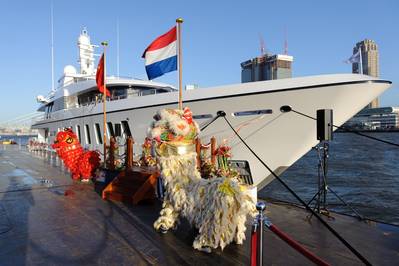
[268,224,330,266]
[251,227,258,266]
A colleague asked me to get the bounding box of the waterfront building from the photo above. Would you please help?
[241,54,293,83]
[352,39,380,108]
[343,107,399,130]
[185,84,199,90]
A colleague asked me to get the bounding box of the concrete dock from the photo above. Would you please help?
[0,145,398,265]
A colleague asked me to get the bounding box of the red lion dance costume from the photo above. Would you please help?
[52,128,101,180]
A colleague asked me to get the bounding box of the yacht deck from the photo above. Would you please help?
[0,145,398,265]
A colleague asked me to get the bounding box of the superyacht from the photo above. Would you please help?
[31,29,392,190]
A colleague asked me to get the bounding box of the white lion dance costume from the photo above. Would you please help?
[150,107,256,252]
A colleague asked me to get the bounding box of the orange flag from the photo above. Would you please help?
[96,54,110,96]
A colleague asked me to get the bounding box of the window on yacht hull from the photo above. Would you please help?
[192,114,213,119]
[121,120,132,137]
[76,125,81,143]
[95,123,103,145]
[232,109,273,117]
[85,124,91,145]
[107,122,115,137]
[114,123,122,137]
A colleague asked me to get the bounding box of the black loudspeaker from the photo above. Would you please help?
[317,109,333,141]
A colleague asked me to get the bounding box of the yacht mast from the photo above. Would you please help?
[50,1,54,92]
[116,0,120,77]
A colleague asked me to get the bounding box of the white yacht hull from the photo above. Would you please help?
[32,74,392,190]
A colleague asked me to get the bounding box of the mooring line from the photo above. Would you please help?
[221,114,372,266]
[291,108,399,148]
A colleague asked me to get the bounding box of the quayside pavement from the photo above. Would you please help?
[0,145,398,265]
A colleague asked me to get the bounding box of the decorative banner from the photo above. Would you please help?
[52,128,100,180]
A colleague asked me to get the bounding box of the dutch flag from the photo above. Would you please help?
[142,26,177,80]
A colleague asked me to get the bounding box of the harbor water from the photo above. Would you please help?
[2,133,399,225]
[259,132,399,225]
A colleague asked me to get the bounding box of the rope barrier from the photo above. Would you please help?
[221,114,371,265]
[266,223,330,266]
[251,202,331,266]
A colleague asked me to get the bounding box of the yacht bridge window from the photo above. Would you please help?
[136,86,172,96]
[76,85,176,107]
[109,86,128,100]
[45,102,54,118]
[78,89,101,106]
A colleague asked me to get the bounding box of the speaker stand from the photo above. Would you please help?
[307,141,364,221]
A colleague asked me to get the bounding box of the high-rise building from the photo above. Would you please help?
[241,54,293,83]
[352,39,379,108]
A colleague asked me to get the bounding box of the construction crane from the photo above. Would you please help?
[259,33,266,57]
[284,27,288,55]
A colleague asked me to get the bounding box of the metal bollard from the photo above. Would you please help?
[256,201,266,266]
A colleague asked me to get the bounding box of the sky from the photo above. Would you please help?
[0,0,398,123]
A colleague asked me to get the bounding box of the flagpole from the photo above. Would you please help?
[176,18,183,110]
[101,41,108,167]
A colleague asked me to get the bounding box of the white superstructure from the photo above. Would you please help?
[77,28,97,75]
[32,29,392,190]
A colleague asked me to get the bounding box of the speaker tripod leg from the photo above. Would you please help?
[306,186,323,207]
[306,187,323,221]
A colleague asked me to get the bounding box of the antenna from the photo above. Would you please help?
[117,18,120,78]
[284,26,288,55]
[50,1,55,92]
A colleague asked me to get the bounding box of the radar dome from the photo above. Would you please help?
[63,65,77,76]
[36,95,49,103]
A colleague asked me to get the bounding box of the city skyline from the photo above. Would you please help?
[352,39,380,108]
[241,53,293,82]
[0,0,398,123]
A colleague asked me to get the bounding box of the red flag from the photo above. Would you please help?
[96,54,110,97]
